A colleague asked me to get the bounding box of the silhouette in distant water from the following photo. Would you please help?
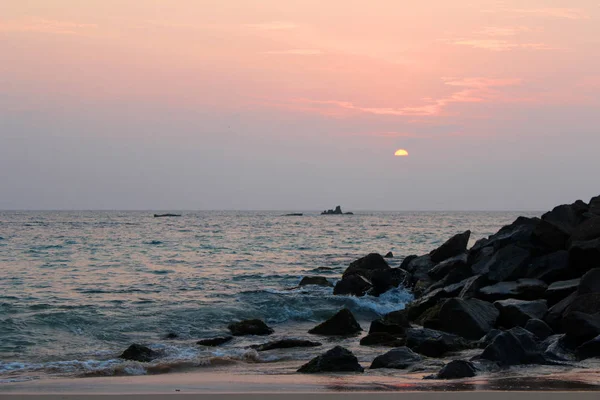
[321,205,354,215]
[283,213,303,216]
[154,213,182,218]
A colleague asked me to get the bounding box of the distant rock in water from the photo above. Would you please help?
[163,332,179,340]
[384,252,394,258]
[321,205,353,215]
[119,344,158,362]
[250,339,322,351]
[297,346,364,373]
[154,213,182,218]
[228,319,274,336]
[283,213,303,216]
[308,308,362,336]
[197,336,233,346]
[299,276,333,287]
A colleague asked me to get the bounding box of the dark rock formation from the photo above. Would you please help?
[308,308,362,336]
[479,327,543,366]
[545,292,577,329]
[297,346,364,373]
[360,332,405,347]
[228,319,274,336]
[590,196,600,216]
[430,231,471,263]
[197,336,233,346]
[119,344,158,362]
[562,312,600,344]
[342,253,390,280]
[524,319,553,340]
[470,217,539,254]
[163,332,179,339]
[578,268,600,295]
[568,238,600,275]
[478,279,548,302]
[370,347,423,369]
[335,253,396,296]
[565,293,600,315]
[570,216,600,242]
[299,276,333,287]
[459,275,489,299]
[384,251,394,258]
[333,275,372,297]
[478,329,502,349]
[575,335,600,360]
[434,360,477,380]
[369,309,410,335]
[428,253,468,281]
[477,244,532,282]
[525,251,572,283]
[542,334,577,362]
[251,339,322,351]
[369,268,407,296]
[154,213,181,218]
[405,328,469,357]
[437,298,499,340]
[322,206,354,215]
[541,201,588,235]
[545,279,580,306]
[494,299,548,328]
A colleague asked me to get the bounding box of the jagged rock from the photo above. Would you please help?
[470,217,539,254]
[570,216,600,242]
[428,253,468,281]
[342,253,390,280]
[590,196,600,216]
[541,201,588,235]
[369,309,410,335]
[251,339,322,351]
[416,300,447,329]
[321,206,344,215]
[400,255,418,269]
[524,319,553,340]
[369,268,407,296]
[494,299,548,328]
[479,327,543,366]
[405,254,435,282]
[545,292,577,329]
[565,293,600,315]
[478,329,502,349]
[578,268,600,295]
[299,276,333,287]
[308,308,362,336]
[478,244,532,282]
[525,251,572,283]
[384,251,394,258]
[545,279,580,306]
[437,298,499,340]
[297,346,364,373]
[575,335,600,360]
[405,328,469,357]
[542,334,577,361]
[478,279,548,302]
[196,336,233,346]
[569,238,600,275]
[459,275,489,299]
[333,275,372,297]
[228,319,274,336]
[360,332,405,347]
[370,347,423,369]
[562,312,600,344]
[119,344,158,362]
[430,231,471,263]
[434,360,477,379]
[531,220,570,252]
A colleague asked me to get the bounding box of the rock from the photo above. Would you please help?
[562,312,600,343]
[299,276,333,287]
[545,279,580,306]
[228,319,274,336]
[568,238,600,275]
[119,344,158,362]
[531,220,569,252]
[251,339,322,351]
[524,319,553,340]
[459,275,489,299]
[405,288,447,320]
[360,332,405,347]
[416,300,447,329]
[400,255,418,269]
[384,252,394,258]
[369,309,410,335]
[369,268,407,296]
[370,347,423,369]
[565,293,600,315]
[478,279,548,302]
[471,217,539,254]
[578,268,600,295]
[545,292,578,329]
[430,231,471,263]
[437,298,499,340]
[196,336,233,346]
[590,196,600,216]
[428,253,468,281]
[405,328,469,357]
[541,201,588,235]
[525,251,572,283]
[405,254,435,282]
[478,329,502,349]
[542,334,577,361]
[333,275,372,297]
[575,335,600,360]
[321,206,344,215]
[479,244,532,282]
[308,308,362,336]
[570,216,600,242]
[494,299,548,328]
[342,253,390,280]
[163,332,179,339]
[297,346,364,373]
[435,360,477,379]
[479,327,543,366]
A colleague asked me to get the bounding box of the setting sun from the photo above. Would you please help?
[394,149,409,157]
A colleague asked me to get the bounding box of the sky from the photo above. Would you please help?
[1,0,599,211]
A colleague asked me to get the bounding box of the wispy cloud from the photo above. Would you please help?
[245,21,298,30]
[487,7,589,20]
[0,17,97,35]
[477,26,535,37]
[262,49,323,55]
[451,39,555,52]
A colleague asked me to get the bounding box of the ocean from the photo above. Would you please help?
[0,210,538,381]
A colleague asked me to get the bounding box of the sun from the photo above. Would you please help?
[394,149,409,157]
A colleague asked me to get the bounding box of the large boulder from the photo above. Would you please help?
[578,268,600,295]
[428,253,468,281]
[251,339,322,351]
[478,244,532,282]
[470,217,539,254]
[119,344,158,362]
[542,334,577,362]
[562,312,600,344]
[494,299,548,328]
[434,360,477,380]
[342,253,390,280]
[436,298,499,340]
[570,216,600,242]
[404,255,436,284]
[308,308,362,336]
[545,279,580,306]
[297,346,364,373]
[196,336,233,346]
[525,251,572,283]
[228,319,274,336]
[478,279,548,302]
[430,231,471,263]
[541,201,588,235]
[459,275,489,299]
[405,288,448,320]
[370,347,423,369]
[575,335,600,360]
[299,276,333,287]
[568,238,600,275]
[479,327,543,366]
[369,268,407,296]
[369,309,410,335]
[405,328,469,357]
[524,319,553,340]
[590,196,600,216]
[531,220,569,252]
[545,292,578,329]
[565,293,600,315]
[360,332,405,347]
[333,275,372,297]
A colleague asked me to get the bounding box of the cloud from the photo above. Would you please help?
[487,8,589,20]
[245,22,298,30]
[262,49,323,55]
[0,17,97,35]
[477,26,535,37]
[451,39,555,52]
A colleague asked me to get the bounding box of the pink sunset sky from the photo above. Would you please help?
[1,0,599,210]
